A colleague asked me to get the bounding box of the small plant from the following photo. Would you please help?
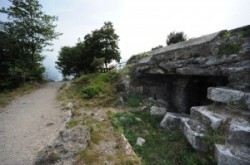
[126,95,142,107]
[218,43,240,55]
[222,31,231,40]
[237,31,244,38]
[66,119,79,128]
[115,83,125,92]
[151,45,163,50]
[81,85,102,98]
[202,122,226,152]
[138,52,149,59]
[47,151,60,163]
[192,53,200,58]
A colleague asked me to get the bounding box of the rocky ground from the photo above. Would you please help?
[0,82,70,165]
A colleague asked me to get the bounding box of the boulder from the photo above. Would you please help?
[136,137,145,146]
[35,126,90,164]
[156,99,169,108]
[150,106,167,116]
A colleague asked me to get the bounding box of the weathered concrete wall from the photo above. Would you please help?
[131,25,250,113]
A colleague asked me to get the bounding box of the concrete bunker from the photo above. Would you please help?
[141,75,228,113]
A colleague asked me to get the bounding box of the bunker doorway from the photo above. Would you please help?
[185,76,228,113]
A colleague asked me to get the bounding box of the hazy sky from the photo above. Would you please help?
[1,0,250,80]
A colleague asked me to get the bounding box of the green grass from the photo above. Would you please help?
[110,110,216,165]
[66,119,79,128]
[125,95,142,107]
[58,72,120,108]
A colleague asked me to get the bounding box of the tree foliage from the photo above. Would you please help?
[166,31,187,45]
[0,0,61,89]
[56,21,120,78]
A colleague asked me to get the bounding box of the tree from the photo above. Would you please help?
[84,22,121,69]
[0,0,61,87]
[98,22,120,68]
[56,21,120,78]
[166,31,187,45]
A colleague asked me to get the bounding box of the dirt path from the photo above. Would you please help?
[0,82,69,165]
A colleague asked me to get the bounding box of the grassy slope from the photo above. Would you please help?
[57,71,216,165]
[57,72,141,165]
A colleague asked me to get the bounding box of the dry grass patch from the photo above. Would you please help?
[0,82,43,108]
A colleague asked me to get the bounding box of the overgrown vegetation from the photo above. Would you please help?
[218,43,240,55]
[57,72,141,164]
[57,72,120,108]
[110,110,216,165]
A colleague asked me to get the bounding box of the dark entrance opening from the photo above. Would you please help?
[185,76,228,113]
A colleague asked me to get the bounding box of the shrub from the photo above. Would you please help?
[151,45,163,50]
[166,31,187,45]
[218,43,240,55]
[115,83,125,92]
[82,85,102,98]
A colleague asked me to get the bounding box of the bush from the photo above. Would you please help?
[166,31,187,45]
[82,85,102,98]
[115,83,125,92]
[218,43,240,55]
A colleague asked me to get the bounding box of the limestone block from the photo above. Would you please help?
[160,112,189,130]
[190,106,228,128]
[215,144,250,165]
[227,118,250,147]
[207,87,250,109]
[156,98,169,108]
[150,106,167,116]
[181,120,208,152]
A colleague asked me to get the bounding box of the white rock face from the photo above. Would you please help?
[136,137,145,146]
[207,87,250,109]
[150,106,167,116]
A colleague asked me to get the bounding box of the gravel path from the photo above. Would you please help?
[0,82,69,165]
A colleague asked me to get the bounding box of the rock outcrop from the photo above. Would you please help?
[35,126,90,165]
